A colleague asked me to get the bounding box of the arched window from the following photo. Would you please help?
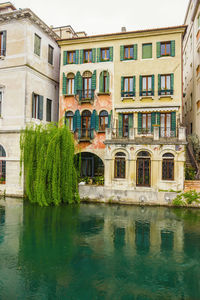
[65,111,74,131]
[99,71,109,93]
[99,110,108,131]
[67,73,75,95]
[82,71,92,99]
[0,145,6,184]
[137,151,151,187]
[114,152,126,179]
[81,110,91,138]
[162,153,174,180]
[137,151,151,157]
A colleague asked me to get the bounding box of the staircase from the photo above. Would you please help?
[186,146,194,168]
[186,143,200,179]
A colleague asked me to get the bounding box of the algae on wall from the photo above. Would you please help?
[20,124,79,206]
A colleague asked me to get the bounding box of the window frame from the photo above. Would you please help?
[160,42,171,57]
[114,152,126,179]
[141,76,153,96]
[162,154,174,181]
[46,99,52,122]
[67,51,76,64]
[65,111,74,131]
[0,31,6,56]
[83,49,92,63]
[141,113,152,134]
[142,43,152,59]
[101,48,110,61]
[160,74,172,95]
[34,33,41,57]
[48,45,54,65]
[99,110,109,132]
[124,45,134,60]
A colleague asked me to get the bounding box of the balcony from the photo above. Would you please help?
[75,129,94,142]
[77,89,95,103]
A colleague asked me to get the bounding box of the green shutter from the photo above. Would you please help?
[62,73,67,95]
[99,72,103,92]
[74,73,78,94]
[118,114,123,137]
[108,112,112,128]
[171,112,176,135]
[133,76,136,95]
[91,110,96,129]
[95,113,99,131]
[142,44,152,59]
[38,95,43,120]
[92,70,96,90]
[97,48,101,62]
[121,77,124,93]
[75,110,81,138]
[158,74,161,94]
[156,42,161,58]
[171,74,174,94]
[80,49,83,64]
[152,75,155,95]
[120,45,124,61]
[133,44,138,60]
[63,51,67,65]
[106,71,110,92]
[151,112,156,132]
[138,113,142,133]
[32,92,35,118]
[128,114,133,129]
[73,112,77,131]
[75,50,79,64]
[2,31,6,55]
[156,112,160,125]
[139,76,142,96]
[109,47,113,61]
[77,71,82,91]
[92,48,96,63]
[171,40,175,57]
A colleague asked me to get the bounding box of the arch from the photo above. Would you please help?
[162,153,174,158]
[137,151,151,157]
[115,152,126,157]
[99,110,109,131]
[112,148,130,160]
[82,110,91,117]
[75,152,104,178]
[135,148,153,157]
[82,71,92,78]
[0,145,6,157]
[66,72,75,79]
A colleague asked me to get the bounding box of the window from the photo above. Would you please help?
[82,71,92,99]
[99,110,108,131]
[67,51,75,64]
[0,145,6,184]
[198,15,200,29]
[101,48,110,61]
[0,31,6,56]
[162,153,174,180]
[32,93,43,120]
[122,77,134,97]
[99,71,109,93]
[159,74,172,95]
[65,111,73,131]
[124,45,134,59]
[46,99,52,122]
[48,45,54,65]
[0,91,2,117]
[81,110,91,138]
[160,113,172,137]
[142,43,152,59]
[34,34,41,56]
[67,73,75,95]
[141,76,153,96]
[141,113,151,134]
[114,152,126,179]
[83,49,92,63]
[161,42,171,56]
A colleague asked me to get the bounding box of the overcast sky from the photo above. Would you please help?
[9,0,189,35]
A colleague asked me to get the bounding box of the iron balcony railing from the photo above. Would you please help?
[158,89,174,96]
[121,90,135,97]
[159,127,177,138]
[140,90,154,97]
[77,89,95,101]
[76,129,94,140]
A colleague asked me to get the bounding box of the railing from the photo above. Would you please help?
[159,127,177,138]
[108,128,131,139]
[77,89,95,101]
[121,91,135,97]
[140,90,154,97]
[79,129,94,140]
[0,49,5,56]
[158,89,173,96]
[137,128,153,135]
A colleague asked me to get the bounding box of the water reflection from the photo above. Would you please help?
[1,202,200,299]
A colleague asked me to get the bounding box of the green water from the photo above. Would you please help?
[0,202,200,300]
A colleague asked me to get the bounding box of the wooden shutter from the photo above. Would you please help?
[128,114,133,128]
[74,73,78,94]
[95,113,99,131]
[97,48,101,62]
[120,45,124,61]
[76,110,81,138]
[118,113,123,137]
[2,31,6,55]
[139,76,142,96]
[38,95,43,120]
[171,41,175,57]
[151,112,156,132]
[91,110,96,129]
[77,71,82,91]
[133,44,138,60]
[133,76,136,95]
[75,50,79,64]
[109,47,113,61]
[138,113,142,133]
[156,112,160,126]
[156,42,161,58]
[92,70,96,90]
[80,49,83,64]
[142,44,152,59]
[158,74,161,94]
[73,112,77,131]
[152,75,155,95]
[106,71,110,92]
[171,112,176,135]
[99,72,103,92]
[92,48,96,63]
[63,51,67,65]
[171,74,174,94]
[62,73,67,95]
[121,77,124,94]
[32,92,35,118]
[108,111,112,128]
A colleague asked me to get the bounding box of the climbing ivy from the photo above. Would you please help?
[20,124,80,206]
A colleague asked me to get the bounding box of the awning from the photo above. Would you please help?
[115,106,180,113]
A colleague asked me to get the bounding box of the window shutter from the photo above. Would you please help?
[133,76,136,95]
[63,51,67,65]
[158,74,161,94]
[74,73,78,94]
[62,73,67,95]
[171,41,175,57]
[76,110,81,138]
[139,76,142,96]
[152,75,155,95]
[108,111,112,128]
[73,112,77,131]
[118,113,123,137]
[156,112,160,125]
[171,74,174,94]
[128,114,133,128]
[171,112,176,135]
[75,50,79,64]
[92,70,96,90]
[2,31,6,55]
[99,72,103,92]
[38,95,43,120]
[156,42,161,58]
[151,112,156,132]
[80,49,83,64]
[121,77,124,93]
[109,47,113,61]
[92,48,96,63]
[120,45,124,61]
[133,44,138,60]
[95,113,99,131]
[138,113,142,133]
[91,110,96,129]
[106,71,110,92]
[77,71,82,91]
[97,48,101,62]
[32,92,35,118]
[142,44,152,59]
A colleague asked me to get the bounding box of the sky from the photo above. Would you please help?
[7,0,189,35]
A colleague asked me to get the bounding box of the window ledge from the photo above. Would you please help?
[158,95,173,99]
[140,96,154,100]
[121,97,135,101]
[158,56,173,59]
[0,55,5,60]
[160,180,175,183]
[121,58,135,62]
[97,92,110,96]
[48,63,54,68]
[112,178,126,181]
[64,94,75,97]
[140,58,153,61]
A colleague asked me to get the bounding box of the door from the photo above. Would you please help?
[83,77,92,99]
[160,113,171,137]
[123,114,129,137]
[81,111,91,138]
[137,158,150,187]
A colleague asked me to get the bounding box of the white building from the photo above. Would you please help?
[0,2,60,196]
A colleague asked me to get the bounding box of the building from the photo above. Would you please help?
[183,0,200,136]
[0,2,60,196]
[58,24,186,198]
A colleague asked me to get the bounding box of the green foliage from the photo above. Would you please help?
[20,124,80,206]
[185,166,196,180]
[172,190,200,206]
[93,176,104,185]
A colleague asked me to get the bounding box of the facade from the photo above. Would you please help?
[58,25,186,193]
[0,3,60,196]
[183,0,200,137]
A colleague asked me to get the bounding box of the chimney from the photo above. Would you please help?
[121,27,126,32]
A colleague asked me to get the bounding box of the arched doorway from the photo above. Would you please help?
[75,152,104,178]
[136,151,151,187]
